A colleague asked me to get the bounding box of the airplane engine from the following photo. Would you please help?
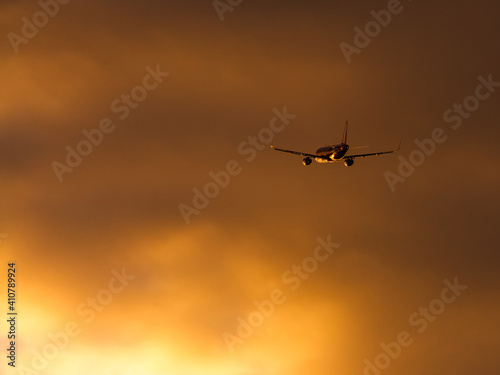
[302,157,312,166]
[344,159,354,167]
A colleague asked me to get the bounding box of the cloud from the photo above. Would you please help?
[1,1,500,374]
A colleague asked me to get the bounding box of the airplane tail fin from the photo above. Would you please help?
[342,121,348,144]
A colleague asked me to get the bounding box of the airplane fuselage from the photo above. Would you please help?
[314,143,349,163]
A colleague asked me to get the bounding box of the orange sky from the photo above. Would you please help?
[1,1,499,374]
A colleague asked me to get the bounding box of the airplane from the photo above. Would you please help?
[271,121,399,166]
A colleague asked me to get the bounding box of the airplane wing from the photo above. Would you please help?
[344,150,395,159]
[344,141,401,160]
[271,145,324,159]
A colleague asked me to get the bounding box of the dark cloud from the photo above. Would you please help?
[1,0,499,374]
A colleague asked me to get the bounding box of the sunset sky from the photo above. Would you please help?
[1,0,499,374]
